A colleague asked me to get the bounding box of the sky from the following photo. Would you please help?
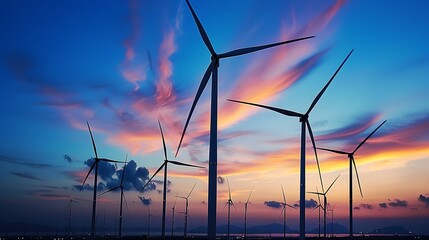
[1,0,429,235]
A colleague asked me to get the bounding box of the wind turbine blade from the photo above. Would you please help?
[123,191,129,212]
[227,177,232,200]
[185,0,216,56]
[120,156,128,186]
[325,174,341,194]
[316,186,321,206]
[187,182,197,198]
[281,185,286,204]
[309,205,319,213]
[140,163,166,192]
[80,161,96,191]
[218,36,315,59]
[168,160,204,168]
[227,99,304,118]
[86,121,99,160]
[99,158,124,163]
[158,119,168,160]
[306,49,354,115]
[353,120,387,154]
[286,203,295,209]
[173,190,179,208]
[175,61,214,157]
[98,186,120,197]
[316,147,348,155]
[246,186,254,204]
[307,191,323,195]
[352,156,363,197]
[231,201,237,212]
[306,121,324,192]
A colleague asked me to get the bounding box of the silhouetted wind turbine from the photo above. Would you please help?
[66,191,78,236]
[243,186,254,239]
[80,121,123,237]
[308,174,340,238]
[176,1,314,238]
[177,182,197,237]
[225,178,236,238]
[99,159,129,238]
[309,187,323,238]
[171,191,178,237]
[280,185,295,238]
[146,206,155,237]
[140,120,203,237]
[317,120,386,238]
[328,204,336,237]
[228,50,354,238]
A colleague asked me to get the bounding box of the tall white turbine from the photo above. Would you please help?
[140,120,203,237]
[80,121,123,237]
[317,120,386,238]
[280,185,295,238]
[243,186,254,239]
[228,50,354,238]
[99,159,129,238]
[177,182,197,237]
[175,1,314,238]
[308,174,340,238]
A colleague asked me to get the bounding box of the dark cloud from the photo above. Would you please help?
[418,194,429,207]
[293,199,318,209]
[379,203,388,208]
[217,176,225,184]
[78,159,156,192]
[388,199,408,207]
[10,172,42,181]
[354,206,360,210]
[64,155,72,163]
[1,154,56,168]
[139,196,151,206]
[201,201,207,205]
[75,184,93,191]
[264,201,282,209]
[359,204,374,210]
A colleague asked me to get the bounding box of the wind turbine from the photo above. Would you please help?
[280,185,295,238]
[66,191,78,236]
[317,120,386,238]
[140,120,204,237]
[171,191,178,237]
[146,205,155,237]
[228,50,354,238]
[175,1,314,238]
[177,182,197,237]
[328,204,336,237]
[243,186,254,239]
[80,121,123,237]
[309,187,323,238]
[99,159,129,238]
[225,178,236,238]
[308,174,340,238]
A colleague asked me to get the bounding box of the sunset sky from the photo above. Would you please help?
[1,0,428,235]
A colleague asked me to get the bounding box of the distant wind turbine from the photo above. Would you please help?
[317,120,386,238]
[243,186,254,239]
[328,204,336,237]
[225,178,236,237]
[177,182,197,237]
[309,187,323,238]
[175,1,314,238]
[280,185,295,238]
[228,50,354,238]
[146,206,155,237]
[140,120,204,237]
[99,158,129,238]
[308,174,340,238]
[171,191,178,237]
[80,121,123,237]
[66,191,78,236]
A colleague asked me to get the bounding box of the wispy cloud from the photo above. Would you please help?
[1,155,56,169]
[388,199,408,208]
[10,172,42,181]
